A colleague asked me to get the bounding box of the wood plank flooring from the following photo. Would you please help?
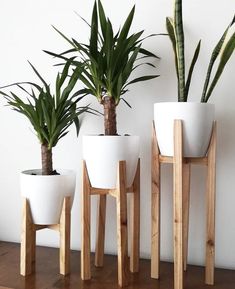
[0,241,234,289]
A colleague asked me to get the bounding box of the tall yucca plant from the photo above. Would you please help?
[45,0,159,135]
[0,61,90,175]
[166,0,235,102]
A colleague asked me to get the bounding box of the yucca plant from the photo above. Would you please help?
[45,0,159,135]
[166,0,235,102]
[0,61,90,175]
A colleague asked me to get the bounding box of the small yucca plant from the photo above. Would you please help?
[166,0,235,102]
[45,0,159,135]
[0,61,90,175]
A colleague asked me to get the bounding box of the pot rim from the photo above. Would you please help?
[21,169,76,176]
[83,134,139,138]
[154,101,214,106]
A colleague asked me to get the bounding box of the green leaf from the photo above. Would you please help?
[174,0,185,102]
[139,47,159,59]
[52,25,77,48]
[201,15,235,102]
[28,62,49,90]
[90,1,98,58]
[126,75,159,86]
[118,5,135,43]
[98,0,107,37]
[74,116,80,136]
[166,17,179,84]
[204,31,235,102]
[120,98,132,108]
[185,40,201,101]
[58,60,72,90]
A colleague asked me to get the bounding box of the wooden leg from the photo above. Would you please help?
[60,197,71,275]
[81,161,91,280]
[173,120,183,289]
[116,161,129,287]
[130,158,140,273]
[151,123,161,279]
[95,195,106,267]
[31,228,36,264]
[183,163,190,271]
[20,198,33,276]
[205,123,216,285]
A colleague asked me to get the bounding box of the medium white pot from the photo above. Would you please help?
[20,169,76,225]
[83,135,140,189]
[154,102,215,157]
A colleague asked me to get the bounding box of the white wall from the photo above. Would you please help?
[0,0,235,269]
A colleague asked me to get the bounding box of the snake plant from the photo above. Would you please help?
[45,0,159,135]
[0,61,90,175]
[166,0,235,102]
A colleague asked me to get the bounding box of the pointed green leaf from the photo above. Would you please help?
[98,0,107,37]
[126,75,159,86]
[205,32,235,102]
[185,40,201,101]
[201,15,235,102]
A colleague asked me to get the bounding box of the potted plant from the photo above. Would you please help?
[154,0,235,157]
[0,61,90,224]
[45,0,159,188]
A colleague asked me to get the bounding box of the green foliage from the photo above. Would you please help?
[174,0,185,102]
[166,0,235,102]
[44,0,159,106]
[0,61,90,149]
[201,16,235,102]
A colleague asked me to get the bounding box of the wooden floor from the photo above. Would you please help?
[0,241,234,289]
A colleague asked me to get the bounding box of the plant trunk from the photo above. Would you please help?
[41,143,53,175]
[102,96,117,135]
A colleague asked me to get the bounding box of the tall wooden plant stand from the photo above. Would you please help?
[81,159,140,287]
[20,197,71,276]
[151,120,216,289]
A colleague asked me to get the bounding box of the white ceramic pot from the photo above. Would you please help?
[20,169,76,225]
[83,135,140,189]
[154,102,215,157]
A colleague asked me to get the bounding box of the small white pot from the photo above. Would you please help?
[83,135,140,189]
[154,102,215,157]
[20,169,76,225]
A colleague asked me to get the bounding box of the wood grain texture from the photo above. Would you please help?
[130,158,140,273]
[159,155,208,165]
[31,227,36,264]
[81,161,91,280]
[20,198,33,276]
[116,161,129,287]
[173,120,184,289]
[95,195,107,267]
[151,122,161,279]
[60,197,71,275]
[183,163,190,271]
[81,159,140,286]
[205,122,216,285]
[20,196,72,277]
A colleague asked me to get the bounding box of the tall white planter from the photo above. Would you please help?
[83,135,140,189]
[20,169,76,225]
[154,102,215,157]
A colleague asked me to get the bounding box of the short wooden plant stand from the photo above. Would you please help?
[20,197,71,276]
[81,159,140,287]
[151,120,216,289]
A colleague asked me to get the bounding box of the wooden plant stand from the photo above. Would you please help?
[20,196,71,276]
[151,120,216,289]
[81,159,140,287]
